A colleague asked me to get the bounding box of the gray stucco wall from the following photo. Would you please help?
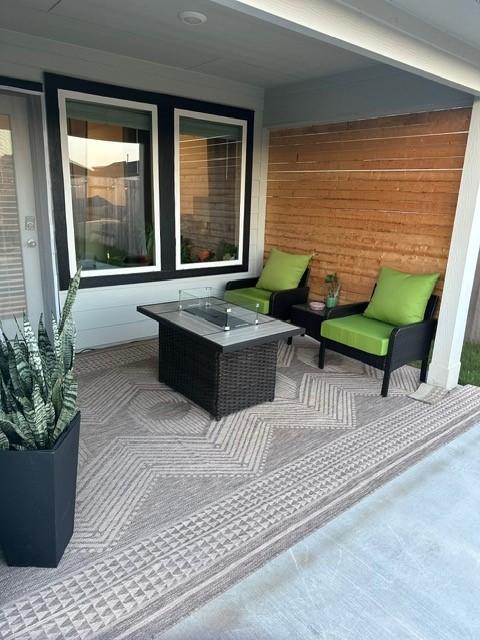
[264,64,473,128]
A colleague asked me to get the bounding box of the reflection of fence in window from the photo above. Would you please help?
[71,174,148,265]
[66,99,155,271]
[179,117,242,264]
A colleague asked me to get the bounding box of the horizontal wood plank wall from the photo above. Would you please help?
[265,108,472,303]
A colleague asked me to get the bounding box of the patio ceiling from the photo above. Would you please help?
[0,0,375,88]
[213,0,480,95]
[347,0,480,52]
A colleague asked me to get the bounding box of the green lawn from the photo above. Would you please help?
[458,341,480,386]
[412,341,480,386]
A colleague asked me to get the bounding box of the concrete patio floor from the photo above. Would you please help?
[159,417,480,640]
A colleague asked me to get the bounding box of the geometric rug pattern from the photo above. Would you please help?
[1,337,479,639]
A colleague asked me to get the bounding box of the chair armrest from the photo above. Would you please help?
[225,277,259,291]
[270,287,309,320]
[388,319,437,368]
[325,301,369,319]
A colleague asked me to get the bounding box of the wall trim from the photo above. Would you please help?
[0,75,43,94]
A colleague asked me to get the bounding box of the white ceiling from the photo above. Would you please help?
[0,0,375,88]
[385,0,480,50]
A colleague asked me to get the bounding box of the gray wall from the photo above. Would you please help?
[264,64,473,128]
[0,28,265,350]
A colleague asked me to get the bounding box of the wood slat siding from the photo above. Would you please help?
[265,108,472,304]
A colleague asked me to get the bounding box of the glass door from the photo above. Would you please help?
[0,93,43,337]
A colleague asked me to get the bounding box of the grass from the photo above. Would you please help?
[412,341,480,386]
[458,341,480,386]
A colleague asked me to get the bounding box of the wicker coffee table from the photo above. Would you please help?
[137,294,303,419]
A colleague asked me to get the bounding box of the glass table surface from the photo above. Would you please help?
[178,287,274,332]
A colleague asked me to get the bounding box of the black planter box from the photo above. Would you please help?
[0,411,81,568]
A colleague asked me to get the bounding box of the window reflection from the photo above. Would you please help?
[66,100,155,271]
[178,115,244,266]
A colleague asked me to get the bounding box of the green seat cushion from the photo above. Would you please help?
[321,314,396,356]
[224,287,271,314]
[364,266,439,326]
[256,248,311,292]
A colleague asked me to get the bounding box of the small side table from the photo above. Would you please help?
[291,303,330,341]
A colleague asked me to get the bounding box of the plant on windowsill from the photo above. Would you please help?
[0,268,82,568]
[217,240,237,261]
[181,236,195,264]
[325,272,341,308]
[196,249,216,262]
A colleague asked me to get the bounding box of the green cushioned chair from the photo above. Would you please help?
[223,287,272,315]
[319,267,439,397]
[224,249,311,320]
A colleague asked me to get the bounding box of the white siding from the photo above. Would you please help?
[0,28,266,349]
[264,65,472,128]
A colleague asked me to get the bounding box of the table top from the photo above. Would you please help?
[138,299,303,352]
[292,302,328,317]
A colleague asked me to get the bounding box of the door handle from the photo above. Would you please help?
[26,238,37,248]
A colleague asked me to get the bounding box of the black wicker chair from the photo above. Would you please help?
[225,268,310,320]
[319,294,438,397]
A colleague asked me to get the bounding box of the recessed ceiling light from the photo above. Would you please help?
[178,11,208,26]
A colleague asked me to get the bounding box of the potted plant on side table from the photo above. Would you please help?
[325,272,341,308]
[0,268,82,568]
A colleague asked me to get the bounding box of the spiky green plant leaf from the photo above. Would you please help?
[23,320,46,395]
[45,399,56,447]
[59,267,81,333]
[51,370,77,442]
[51,316,63,378]
[12,336,33,397]
[51,375,63,418]
[0,376,15,414]
[0,323,9,381]
[60,315,75,373]
[30,382,47,448]
[0,414,35,449]
[38,315,56,388]
[6,341,23,397]
[0,428,8,450]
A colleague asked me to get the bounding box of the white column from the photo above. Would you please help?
[428,97,480,389]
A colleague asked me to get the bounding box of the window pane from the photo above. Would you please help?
[66,99,155,271]
[178,115,243,265]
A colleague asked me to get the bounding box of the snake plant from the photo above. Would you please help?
[0,268,82,450]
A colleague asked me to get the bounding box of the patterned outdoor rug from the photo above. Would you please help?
[1,336,480,639]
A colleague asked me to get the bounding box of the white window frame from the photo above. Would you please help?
[58,89,161,278]
[174,108,247,270]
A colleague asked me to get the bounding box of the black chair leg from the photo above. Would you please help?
[319,342,326,369]
[381,369,391,397]
[287,337,293,345]
[420,358,429,382]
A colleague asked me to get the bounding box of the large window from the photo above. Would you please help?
[175,110,247,269]
[59,92,160,277]
[48,75,253,289]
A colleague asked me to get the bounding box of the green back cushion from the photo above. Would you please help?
[224,288,271,314]
[256,248,311,292]
[321,315,396,356]
[364,267,439,326]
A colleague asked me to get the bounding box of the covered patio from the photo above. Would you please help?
[1,336,479,638]
[1,0,480,638]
